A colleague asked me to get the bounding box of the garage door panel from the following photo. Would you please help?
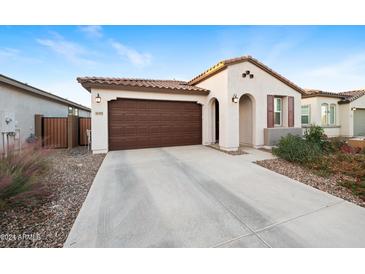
[108,98,202,150]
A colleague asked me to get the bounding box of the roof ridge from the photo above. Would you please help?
[77,76,187,83]
[188,55,305,94]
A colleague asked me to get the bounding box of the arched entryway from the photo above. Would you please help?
[209,98,219,144]
[239,94,255,146]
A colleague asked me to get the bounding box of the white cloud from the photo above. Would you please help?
[78,26,103,38]
[265,41,297,65]
[111,40,152,67]
[0,47,41,64]
[37,33,95,65]
[0,47,19,59]
[311,53,365,78]
[296,53,365,91]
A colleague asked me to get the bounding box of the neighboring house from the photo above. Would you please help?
[78,55,304,154]
[301,89,365,137]
[0,74,91,149]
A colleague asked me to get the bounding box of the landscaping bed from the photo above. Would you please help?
[257,126,365,208]
[257,158,365,208]
[0,147,105,248]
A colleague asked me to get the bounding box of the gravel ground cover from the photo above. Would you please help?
[257,158,365,208]
[0,147,105,248]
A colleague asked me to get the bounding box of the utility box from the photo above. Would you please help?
[0,111,16,133]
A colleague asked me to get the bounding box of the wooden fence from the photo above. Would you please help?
[43,117,68,148]
[35,115,91,148]
[79,117,91,146]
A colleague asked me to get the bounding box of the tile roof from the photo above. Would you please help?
[303,89,345,98]
[77,77,209,94]
[303,88,365,103]
[188,55,305,94]
[338,89,365,103]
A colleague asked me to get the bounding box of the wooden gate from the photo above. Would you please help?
[42,117,68,148]
[79,117,91,146]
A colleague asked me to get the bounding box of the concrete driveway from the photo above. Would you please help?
[65,145,365,247]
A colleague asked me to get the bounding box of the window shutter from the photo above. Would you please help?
[267,95,274,128]
[288,96,294,127]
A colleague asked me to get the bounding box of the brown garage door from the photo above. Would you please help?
[108,98,202,150]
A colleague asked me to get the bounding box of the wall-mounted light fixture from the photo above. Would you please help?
[249,74,254,79]
[242,73,247,78]
[246,70,250,75]
[95,93,101,103]
[232,94,239,103]
[351,107,357,111]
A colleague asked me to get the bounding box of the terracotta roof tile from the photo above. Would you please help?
[303,89,344,98]
[77,77,209,94]
[303,88,365,103]
[338,89,365,102]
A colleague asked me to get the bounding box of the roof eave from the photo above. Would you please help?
[78,82,210,96]
[338,100,350,104]
[302,94,345,99]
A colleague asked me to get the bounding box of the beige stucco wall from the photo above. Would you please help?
[301,97,343,137]
[302,95,365,137]
[339,103,351,137]
[193,69,228,147]
[197,61,302,149]
[300,97,317,125]
[90,88,207,153]
[90,61,303,152]
[228,62,302,147]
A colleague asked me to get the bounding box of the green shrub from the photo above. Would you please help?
[304,125,325,144]
[0,143,49,204]
[273,134,322,164]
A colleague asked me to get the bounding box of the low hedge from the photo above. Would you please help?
[272,134,322,164]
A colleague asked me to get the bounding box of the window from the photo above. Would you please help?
[73,108,79,116]
[329,104,336,125]
[301,105,310,124]
[68,106,73,115]
[274,97,282,126]
[321,103,336,126]
[321,103,329,125]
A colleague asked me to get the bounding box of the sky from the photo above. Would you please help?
[1,25,365,107]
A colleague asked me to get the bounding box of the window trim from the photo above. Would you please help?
[301,105,311,125]
[274,97,282,127]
